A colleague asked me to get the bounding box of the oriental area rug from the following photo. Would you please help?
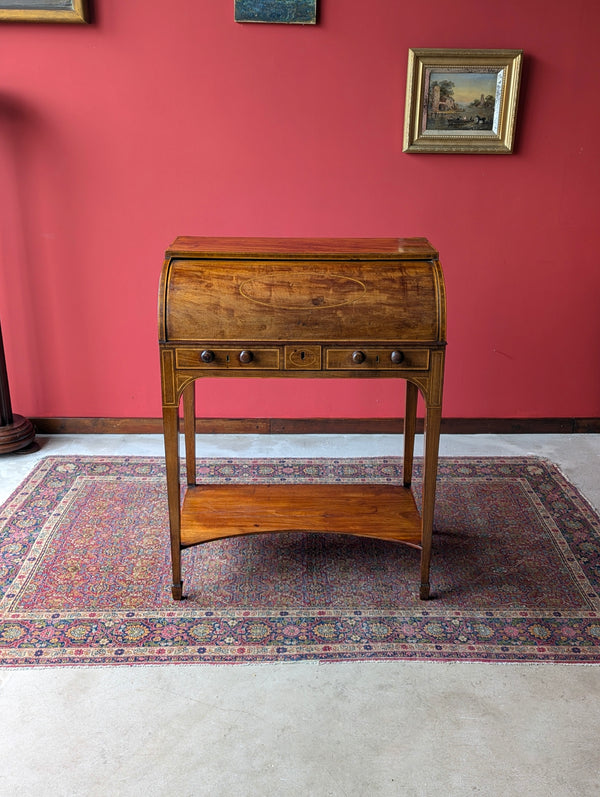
[1,456,600,667]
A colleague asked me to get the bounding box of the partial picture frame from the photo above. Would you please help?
[403,49,523,154]
[235,1,317,24]
[0,0,88,23]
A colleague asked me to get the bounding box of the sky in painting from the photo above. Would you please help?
[430,70,499,105]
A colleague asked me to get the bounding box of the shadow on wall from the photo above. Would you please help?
[0,92,85,414]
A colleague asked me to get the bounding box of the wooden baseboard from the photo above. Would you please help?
[29,417,600,435]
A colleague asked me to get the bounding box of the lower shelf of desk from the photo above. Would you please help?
[179,483,423,548]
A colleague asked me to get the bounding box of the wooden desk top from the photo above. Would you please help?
[166,236,439,260]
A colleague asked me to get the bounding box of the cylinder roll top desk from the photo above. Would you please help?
[158,237,447,600]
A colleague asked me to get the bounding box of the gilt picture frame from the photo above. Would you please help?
[0,0,88,23]
[403,49,523,154]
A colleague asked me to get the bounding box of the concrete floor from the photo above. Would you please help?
[1,433,599,797]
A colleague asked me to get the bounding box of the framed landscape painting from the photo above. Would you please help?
[0,0,88,22]
[403,49,523,154]
[235,0,317,24]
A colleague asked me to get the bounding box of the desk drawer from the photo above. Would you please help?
[325,348,429,371]
[175,347,281,370]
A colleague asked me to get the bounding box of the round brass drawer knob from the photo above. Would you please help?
[239,350,254,364]
[200,350,215,363]
[352,350,366,364]
[390,350,404,365]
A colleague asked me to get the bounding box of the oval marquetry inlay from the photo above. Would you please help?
[288,348,319,368]
[239,272,366,310]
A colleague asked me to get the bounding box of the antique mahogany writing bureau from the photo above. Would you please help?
[158,237,446,600]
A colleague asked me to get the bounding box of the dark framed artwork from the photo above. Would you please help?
[0,0,88,23]
[235,0,317,25]
[403,49,523,154]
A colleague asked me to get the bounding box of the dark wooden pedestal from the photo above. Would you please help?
[0,323,36,455]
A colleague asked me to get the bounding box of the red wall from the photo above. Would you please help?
[1,0,599,421]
